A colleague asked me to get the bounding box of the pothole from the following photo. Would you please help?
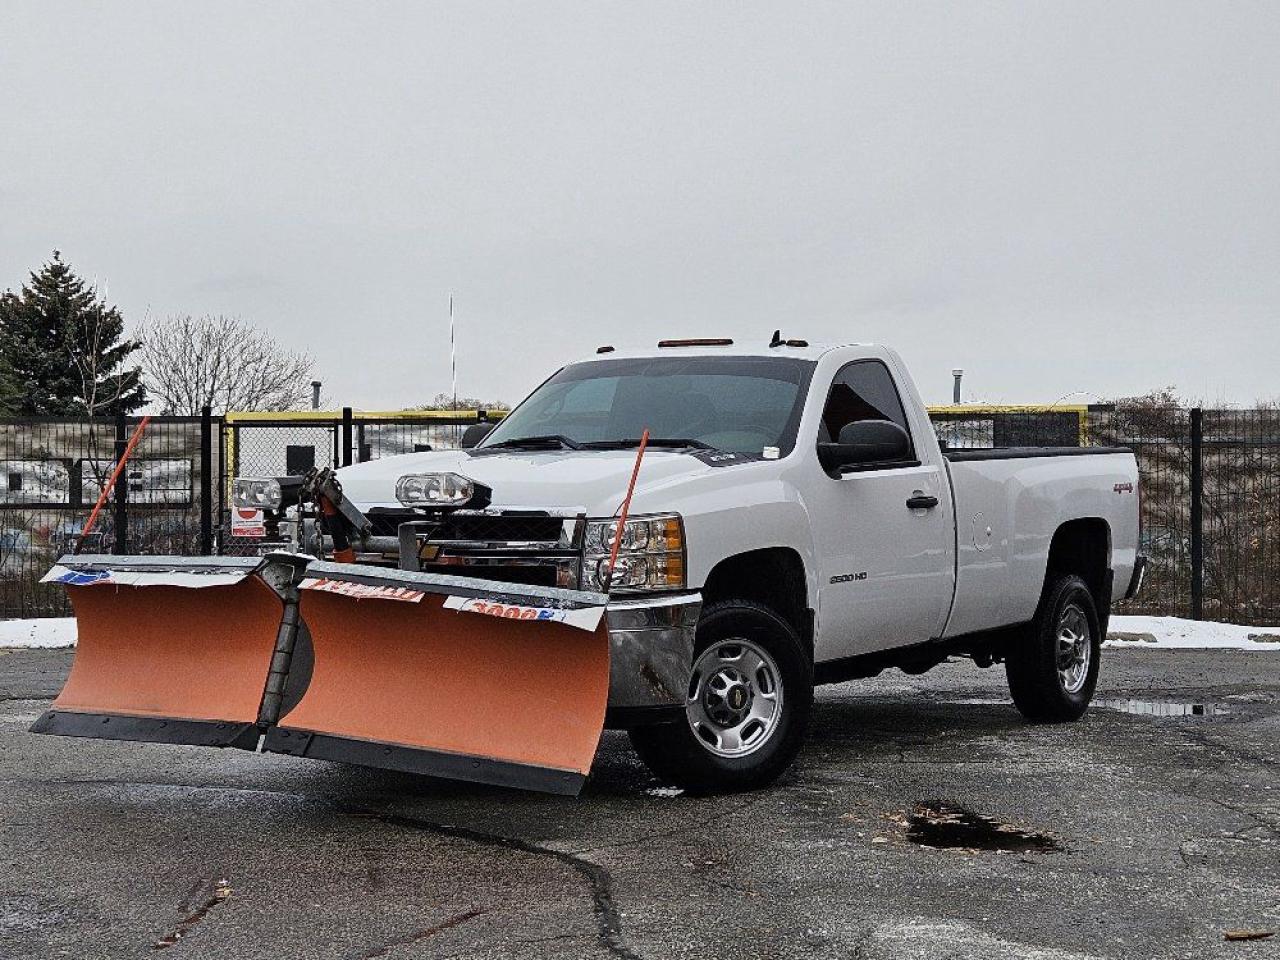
[1095,699,1226,717]
[892,802,1062,853]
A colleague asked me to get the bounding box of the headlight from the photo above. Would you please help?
[396,472,475,507]
[583,513,685,593]
[233,477,282,510]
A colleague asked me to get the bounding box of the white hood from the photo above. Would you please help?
[335,447,722,517]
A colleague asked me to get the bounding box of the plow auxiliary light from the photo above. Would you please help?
[396,472,476,507]
[233,477,283,510]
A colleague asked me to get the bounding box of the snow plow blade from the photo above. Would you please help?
[263,563,611,796]
[29,555,299,750]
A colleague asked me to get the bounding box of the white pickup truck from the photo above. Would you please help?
[273,338,1144,791]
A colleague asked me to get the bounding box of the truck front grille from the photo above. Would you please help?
[365,509,416,537]
[359,508,584,587]
[435,513,570,545]
[417,562,560,588]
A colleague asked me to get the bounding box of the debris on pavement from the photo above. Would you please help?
[1223,929,1275,942]
[154,879,232,950]
[645,786,685,798]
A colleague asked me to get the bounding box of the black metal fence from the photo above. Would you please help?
[930,404,1280,624]
[1,413,217,617]
[1090,406,1280,625]
[0,408,494,617]
[3,405,1278,624]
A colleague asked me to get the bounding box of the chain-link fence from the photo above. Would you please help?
[220,410,501,553]
[224,409,502,477]
[929,406,1090,450]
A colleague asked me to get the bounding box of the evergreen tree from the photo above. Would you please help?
[0,251,145,415]
[0,350,19,416]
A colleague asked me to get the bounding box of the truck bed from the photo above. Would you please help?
[941,448,1140,638]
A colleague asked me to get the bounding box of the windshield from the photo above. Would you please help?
[480,355,816,456]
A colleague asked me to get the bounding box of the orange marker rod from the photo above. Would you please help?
[604,428,649,591]
[77,416,152,554]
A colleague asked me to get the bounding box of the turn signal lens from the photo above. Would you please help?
[583,513,685,593]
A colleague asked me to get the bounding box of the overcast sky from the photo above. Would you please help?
[2,1,1277,409]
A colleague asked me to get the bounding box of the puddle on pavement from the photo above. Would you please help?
[1095,698,1227,717]
[893,802,1062,853]
[925,696,1230,719]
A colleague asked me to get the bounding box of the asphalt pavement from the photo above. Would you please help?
[1,647,1277,960]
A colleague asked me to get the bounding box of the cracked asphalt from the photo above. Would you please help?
[1,647,1277,960]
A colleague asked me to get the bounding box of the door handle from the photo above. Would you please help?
[906,495,939,510]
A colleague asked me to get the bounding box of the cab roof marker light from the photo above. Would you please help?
[657,338,734,348]
[769,330,808,348]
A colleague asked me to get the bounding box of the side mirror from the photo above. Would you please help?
[460,422,495,449]
[817,419,912,472]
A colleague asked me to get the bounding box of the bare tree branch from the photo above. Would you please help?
[139,314,315,414]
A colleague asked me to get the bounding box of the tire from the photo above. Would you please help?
[1006,573,1102,722]
[628,599,813,794]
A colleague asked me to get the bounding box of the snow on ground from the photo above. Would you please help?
[0,617,77,648]
[1106,615,1280,651]
[0,614,1277,651]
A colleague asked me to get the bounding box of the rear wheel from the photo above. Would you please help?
[628,600,812,793]
[1006,574,1101,722]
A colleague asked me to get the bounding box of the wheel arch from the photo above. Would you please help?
[1044,518,1112,613]
[700,547,813,656]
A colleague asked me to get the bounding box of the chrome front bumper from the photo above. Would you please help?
[605,592,701,720]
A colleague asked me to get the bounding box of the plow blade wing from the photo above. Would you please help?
[30,556,286,749]
[264,563,611,795]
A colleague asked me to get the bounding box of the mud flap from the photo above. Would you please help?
[263,563,611,795]
[29,556,291,749]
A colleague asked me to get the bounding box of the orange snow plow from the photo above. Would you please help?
[31,555,612,795]
[266,563,611,794]
[30,556,294,749]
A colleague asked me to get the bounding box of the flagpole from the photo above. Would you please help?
[450,294,458,403]
[449,294,457,441]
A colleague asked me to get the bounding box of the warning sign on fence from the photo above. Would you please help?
[230,507,266,539]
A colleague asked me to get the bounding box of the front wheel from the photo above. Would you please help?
[1006,573,1102,722]
[628,600,813,794]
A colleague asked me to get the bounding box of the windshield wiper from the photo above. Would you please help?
[581,437,714,450]
[484,434,584,450]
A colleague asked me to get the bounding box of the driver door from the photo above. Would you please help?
[810,360,955,659]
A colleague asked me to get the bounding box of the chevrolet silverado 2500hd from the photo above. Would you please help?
[252,338,1144,791]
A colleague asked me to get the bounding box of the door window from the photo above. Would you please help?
[819,360,914,455]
